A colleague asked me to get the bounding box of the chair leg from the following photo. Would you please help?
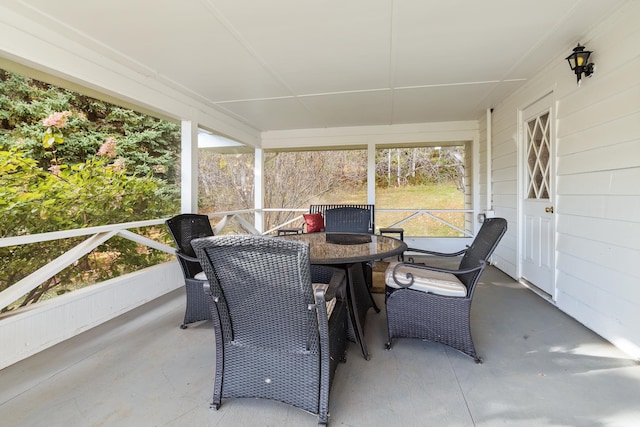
[384,314,393,350]
[181,279,212,328]
[203,293,224,410]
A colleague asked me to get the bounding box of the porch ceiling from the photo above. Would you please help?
[4,0,624,132]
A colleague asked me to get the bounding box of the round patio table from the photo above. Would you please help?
[280,232,407,360]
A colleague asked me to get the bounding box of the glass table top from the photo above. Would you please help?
[280,232,406,264]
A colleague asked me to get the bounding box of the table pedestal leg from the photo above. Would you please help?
[344,262,379,360]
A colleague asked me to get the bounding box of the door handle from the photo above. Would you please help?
[545,206,554,213]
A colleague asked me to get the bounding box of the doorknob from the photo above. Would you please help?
[545,206,554,213]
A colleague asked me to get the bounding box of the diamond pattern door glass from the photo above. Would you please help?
[526,112,550,200]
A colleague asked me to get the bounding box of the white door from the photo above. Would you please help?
[521,96,555,297]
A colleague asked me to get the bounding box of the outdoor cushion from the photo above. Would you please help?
[304,213,325,232]
[194,271,207,281]
[385,261,467,297]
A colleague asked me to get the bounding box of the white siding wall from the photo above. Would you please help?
[478,112,489,215]
[0,263,183,370]
[489,101,519,276]
[490,1,640,358]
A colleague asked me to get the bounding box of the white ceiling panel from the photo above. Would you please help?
[216,97,325,130]
[299,91,394,128]
[392,83,501,123]
[210,0,394,95]
[7,0,627,132]
[391,0,581,86]
[12,0,294,100]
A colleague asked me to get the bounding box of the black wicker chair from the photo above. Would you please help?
[165,214,214,329]
[324,206,376,288]
[324,207,371,233]
[324,207,380,357]
[384,217,507,363]
[192,235,348,426]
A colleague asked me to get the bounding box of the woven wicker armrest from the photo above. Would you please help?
[326,269,346,301]
[391,260,486,288]
[175,249,199,264]
[407,246,468,258]
[313,269,346,301]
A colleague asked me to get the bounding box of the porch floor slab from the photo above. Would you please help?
[1,266,639,426]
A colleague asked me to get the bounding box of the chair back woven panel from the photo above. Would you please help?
[193,235,320,353]
[324,207,371,233]
[310,204,375,233]
[456,218,508,288]
[166,214,214,277]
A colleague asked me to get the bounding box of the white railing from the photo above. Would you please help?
[0,207,471,311]
[0,210,263,312]
[375,208,474,237]
[265,207,474,237]
[0,219,171,311]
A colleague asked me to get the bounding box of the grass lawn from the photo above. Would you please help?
[327,183,466,237]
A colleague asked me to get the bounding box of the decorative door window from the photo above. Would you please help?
[525,112,550,199]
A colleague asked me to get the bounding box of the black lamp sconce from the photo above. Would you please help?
[565,43,595,86]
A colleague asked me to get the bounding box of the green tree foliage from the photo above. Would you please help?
[0,69,180,182]
[0,69,181,310]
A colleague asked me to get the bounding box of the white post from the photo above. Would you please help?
[367,143,376,204]
[181,119,198,213]
[472,133,480,234]
[486,108,493,211]
[254,147,264,233]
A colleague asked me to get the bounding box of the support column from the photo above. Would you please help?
[254,147,264,233]
[471,133,480,234]
[181,119,198,213]
[486,108,493,211]
[367,143,376,204]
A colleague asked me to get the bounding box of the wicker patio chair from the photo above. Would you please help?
[324,206,377,287]
[165,214,214,329]
[323,206,371,233]
[192,235,348,426]
[323,206,380,345]
[384,217,507,363]
[307,204,375,234]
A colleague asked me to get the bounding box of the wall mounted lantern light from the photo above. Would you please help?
[565,43,595,86]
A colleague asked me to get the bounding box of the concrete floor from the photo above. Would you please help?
[1,266,639,426]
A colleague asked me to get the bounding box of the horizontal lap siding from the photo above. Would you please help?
[555,6,640,356]
[556,269,640,353]
[558,168,640,196]
[558,194,640,223]
[557,218,639,269]
[490,127,518,276]
[478,114,489,212]
[559,112,640,156]
[490,78,521,278]
[489,0,640,358]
